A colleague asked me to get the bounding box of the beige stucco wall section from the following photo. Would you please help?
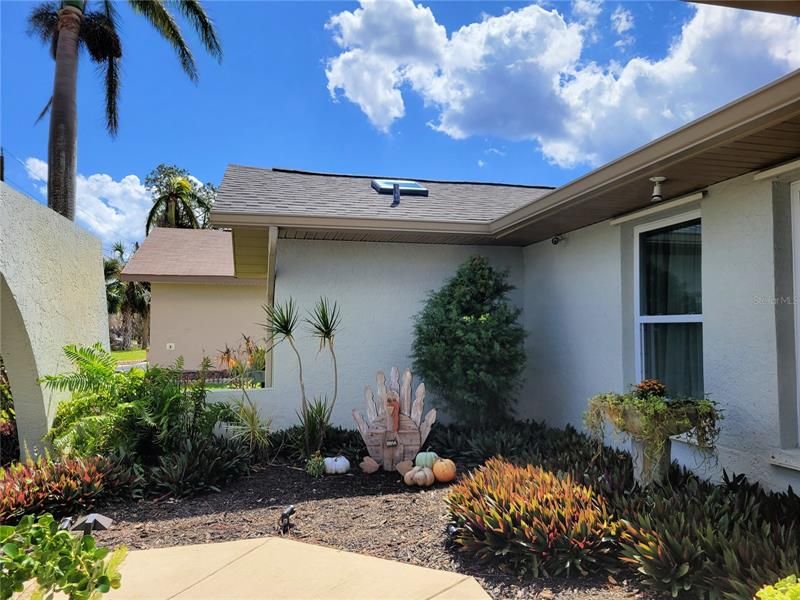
[521,173,800,491]
[148,282,268,369]
[0,183,108,450]
[210,240,523,428]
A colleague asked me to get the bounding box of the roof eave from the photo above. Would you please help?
[210,211,494,236]
[490,68,800,238]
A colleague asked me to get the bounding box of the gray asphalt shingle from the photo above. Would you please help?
[215,165,553,224]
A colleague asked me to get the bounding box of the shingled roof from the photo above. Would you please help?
[121,228,240,282]
[214,166,553,225]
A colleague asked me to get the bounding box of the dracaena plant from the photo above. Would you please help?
[305,297,342,412]
[262,297,343,457]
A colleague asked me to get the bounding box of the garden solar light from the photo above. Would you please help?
[279,505,295,534]
[72,513,114,536]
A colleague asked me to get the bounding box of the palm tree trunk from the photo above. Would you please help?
[47,4,84,220]
[121,307,133,351]
[140,311,150,350]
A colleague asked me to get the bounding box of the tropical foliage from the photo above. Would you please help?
[41,345,249,498]
[104,242,149,350]
[144,164,217,233]
[411,256,526,426]
[448,458,621,577]
[0,454,110,524]
[436,419,800,596]
[0,514,126,600]
[758,576,800,600]
[28,0,222,219]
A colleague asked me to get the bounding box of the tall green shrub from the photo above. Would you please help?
[412,256,526,426]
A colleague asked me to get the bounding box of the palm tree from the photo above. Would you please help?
[106,241,150,351]
[28,1,222,220]
[145,175,203,234]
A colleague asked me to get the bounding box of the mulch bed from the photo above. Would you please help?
[94,465,645,599]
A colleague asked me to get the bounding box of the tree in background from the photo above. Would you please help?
[144,164,216,233]
[105,241,149,350]
[411,256,527,427]
[28,0,222,220]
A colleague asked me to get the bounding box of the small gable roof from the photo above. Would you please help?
[121,228,240,282]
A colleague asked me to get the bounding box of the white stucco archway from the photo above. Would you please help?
[0,183,108,450]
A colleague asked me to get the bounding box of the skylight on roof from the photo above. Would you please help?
[371,179,429,197]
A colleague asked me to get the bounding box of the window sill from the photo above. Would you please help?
[769,448,800,472]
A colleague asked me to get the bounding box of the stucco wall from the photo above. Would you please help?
[210,240,523,428]
[148,282,268,370]
[520,221,624,426]
[521,174,800,490]
[0,183,108,449]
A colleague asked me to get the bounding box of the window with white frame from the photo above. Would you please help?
[634,212,703,398]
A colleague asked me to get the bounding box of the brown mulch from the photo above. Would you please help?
[94,465,645,599]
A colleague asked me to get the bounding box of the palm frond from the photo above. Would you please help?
[128,0,197,81]
[173,0,222,61]
[35,97,53,125]
[80,11,122,135]
[27,3,59,46]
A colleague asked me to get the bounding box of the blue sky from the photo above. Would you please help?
[2,1,799,250]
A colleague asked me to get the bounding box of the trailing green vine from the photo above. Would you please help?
[584,379,721,477]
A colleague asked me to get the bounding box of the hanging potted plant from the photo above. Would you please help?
[584,379,721,485]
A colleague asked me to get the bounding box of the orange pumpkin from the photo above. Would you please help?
[432,458,457,483]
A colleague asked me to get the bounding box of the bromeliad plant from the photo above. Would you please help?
[263,297,342,457]
[584,379,720,484]
[446,457,622,577]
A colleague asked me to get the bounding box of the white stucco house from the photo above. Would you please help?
[123,68,800,491]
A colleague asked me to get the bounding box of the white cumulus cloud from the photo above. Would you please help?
[24,157,151,251]
[325,1,800,168]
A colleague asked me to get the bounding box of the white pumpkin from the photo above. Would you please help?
[333,456,350,474]
[324,456,350,475]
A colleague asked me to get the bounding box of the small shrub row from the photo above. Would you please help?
[447,457,621,577]
[0,513,126,600]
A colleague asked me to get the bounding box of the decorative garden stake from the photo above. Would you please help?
[353,367,436,471]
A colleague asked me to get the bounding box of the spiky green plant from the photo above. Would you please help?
[227,397,271,463]
[305,297,341,411]
[263,299,306,412]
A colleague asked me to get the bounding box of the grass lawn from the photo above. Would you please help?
[112,349,147,363]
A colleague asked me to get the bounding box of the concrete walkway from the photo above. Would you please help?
[108,537,489,599]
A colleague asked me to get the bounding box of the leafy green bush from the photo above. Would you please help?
[146,437,250,497]
[447,457,621,577]
[0,513,126,600]
[757,576,800,600]
[0,456,110,524]
[411,256,526,426]
[42,345,249,499]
